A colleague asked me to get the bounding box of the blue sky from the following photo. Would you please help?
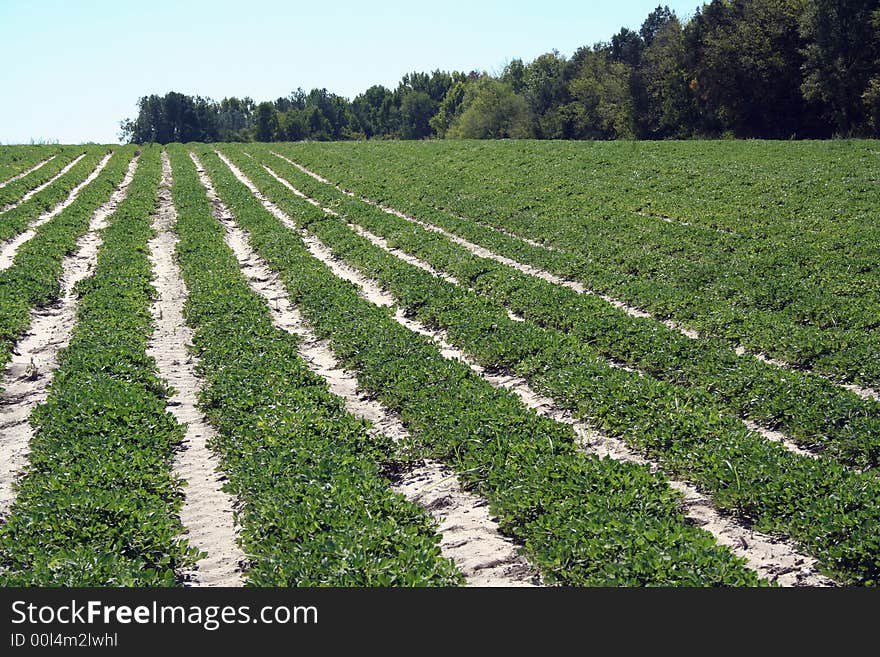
[0,1,701,144]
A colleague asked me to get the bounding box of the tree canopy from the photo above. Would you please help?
[120,2,880,143]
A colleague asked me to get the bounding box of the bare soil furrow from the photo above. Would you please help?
[1,153,86,214]
[146,152,244,587]
[0,153,113,271]
[225,153,832,588]
[277,156,875,400]
[0,155,139,519]
[0,156,57,189]
[199,152,537,587]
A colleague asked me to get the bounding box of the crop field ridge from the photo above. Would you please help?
[260,163,823,464]
[0,156,57,190]
[0,153,87,214]
[0,153,139,519]
[276,154,879,403]
[194,152,535,586]
[217,150,831,587]
[272,150,565,255]
[146,152,245,587]
[0,153,114,271]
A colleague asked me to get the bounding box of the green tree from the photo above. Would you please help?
[398,91,437,139]
[523,51,571,138]
[446,78,530,139]
[352,85,397,138]
[640,5,675,45]
[801,0,880,135]
[566,48,635,139]
[686,0,811,137]
[635,15,698,138]
[277,110,308,141]
[254,101,278,141]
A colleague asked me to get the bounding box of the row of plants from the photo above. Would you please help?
[168,145,463,586]
[216,147,880,585]
[0,147,85,208]
[195,145,763,586]
[273,141,879,388]
[242,145,880,470]
[0,147,134,379]
[0,145,200,585]
[0,147,112,244]
[0,146,65,185]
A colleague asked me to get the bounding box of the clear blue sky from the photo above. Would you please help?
[0,0,701,144]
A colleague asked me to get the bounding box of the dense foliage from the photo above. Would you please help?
[217,144,880,585]
[122,1,880,142]
[194,145,764,586]
[279,139,880,390]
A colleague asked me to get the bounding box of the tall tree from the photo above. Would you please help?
[523,51,571,138]
[447,77,530,138]
[253,101,278,141]
[686,0,812,138]
[800,0,880,135]
[352,85,397,138]
[640,5,675,46]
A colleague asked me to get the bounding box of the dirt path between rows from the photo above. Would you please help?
[0,153,113,271]
[200,152,538,586]
[224,153,832,588]
[0,156,57,189]
[0,155,139,519]
[0,153,87,214]
[276,154,878,402]
[146,152,244,587]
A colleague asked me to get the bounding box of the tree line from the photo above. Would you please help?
[120,1,880,143]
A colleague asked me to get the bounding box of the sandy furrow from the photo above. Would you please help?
[198,152,537,587]
[263,165,822,461]
[146,153,244,587]
[0,153,113,271]
[0,153,87,214]
[278,156,880,401]
[0,155,57,189]
[0,154,139,520]
[223,154,833,588]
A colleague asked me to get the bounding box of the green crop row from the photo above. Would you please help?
[0,147,112,244]
[195,145,763,586]
[168,145,462,586]
[0,146,64,183]
[0,145,199,586]
[273,141,880,388]
[0,147,86,208]
[244,145,880,470]
[219,146,880,586]
[0,147,134,380]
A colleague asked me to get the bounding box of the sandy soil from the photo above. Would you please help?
[1,153,87,214]
[201,152,539,586]
[0,153,113,271]
[229,156,835,587]
[0,155,57,190]
[0,155,139,519]
[144,152,245,587]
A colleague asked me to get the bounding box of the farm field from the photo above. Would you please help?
[0,140,877,587]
